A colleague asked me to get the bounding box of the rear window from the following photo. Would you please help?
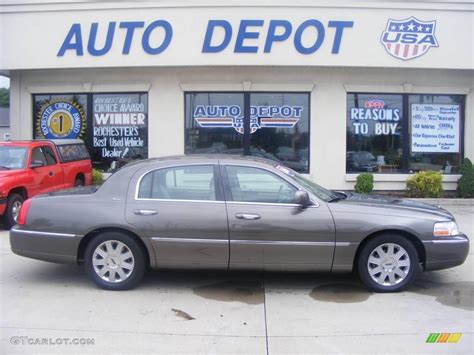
[56,144,90,163]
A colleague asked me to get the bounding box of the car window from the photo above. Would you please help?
[57,144,90,162]
[138,165,217,201]
[225,165,297,204]
[42,146,57,165]
[0,147,28,170]
[30,147,47,166]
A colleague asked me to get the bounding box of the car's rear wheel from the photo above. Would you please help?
[357,234,419,292]
[74,177,84,187]
[3,193,24,229]
[84,232,146,290]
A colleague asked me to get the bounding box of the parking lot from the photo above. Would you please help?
[0,201,472,354]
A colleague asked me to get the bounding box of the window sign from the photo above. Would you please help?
[34,95,87,140]
[193,104,302,134]
[33,93,148,172]
[349,99,400,136]
[185,92,310,173]
[92,93,148,167]
[346,94,403,173]
[347,93,465,174]
[411,104,460,153]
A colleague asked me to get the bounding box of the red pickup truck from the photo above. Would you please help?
[0,139,92,228]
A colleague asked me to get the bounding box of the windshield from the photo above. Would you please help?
[275,165,339,202]
[0,147,28,170]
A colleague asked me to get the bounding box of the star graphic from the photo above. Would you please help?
[424,26,431,32]
[390,24,397,30]
[407,23,415,31]
[417,25,423,32]
[398,24,405,30]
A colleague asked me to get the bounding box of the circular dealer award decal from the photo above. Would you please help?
[36,99,86,139]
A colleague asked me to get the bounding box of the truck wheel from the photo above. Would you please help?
[74,177,84,187]
[84,232,146,290]
[3,193,24,229]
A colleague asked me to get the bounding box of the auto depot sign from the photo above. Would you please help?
[0,5,472,70]
[57,19,354,57]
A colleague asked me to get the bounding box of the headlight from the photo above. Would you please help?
[433,221,459,237]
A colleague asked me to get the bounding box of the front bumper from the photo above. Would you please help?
[422,234,470,271]
[10,226,81,264]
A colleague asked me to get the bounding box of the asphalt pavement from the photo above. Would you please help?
[0,201,472,354]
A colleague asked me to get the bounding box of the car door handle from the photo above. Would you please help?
[49,171,53,176]
[134,209,158,216]
[235,213,261,220]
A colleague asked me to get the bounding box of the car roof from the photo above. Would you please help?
[119,154,278,171]
[0,139,85,147]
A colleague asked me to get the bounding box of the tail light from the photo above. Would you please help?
[17,199,32,226]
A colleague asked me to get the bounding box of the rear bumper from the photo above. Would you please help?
[10,227,81,264]
[422,234,470,271]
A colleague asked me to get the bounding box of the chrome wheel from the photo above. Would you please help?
[367,243,411,286]
[11,200,22,222]
[92,240,135,283]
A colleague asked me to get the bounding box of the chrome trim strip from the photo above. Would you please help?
[150,237,343,247]
[424,238,469,244]
[151,237,228,244]
[335,242,352,247]
[230,240,334,246]
[12,229,77,238]
[135,198,225,204]
[226,201,310,208]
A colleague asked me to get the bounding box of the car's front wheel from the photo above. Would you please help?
[357,234,420,292]
[84,232,146,290]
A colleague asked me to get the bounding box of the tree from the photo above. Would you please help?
[0,88,9,108]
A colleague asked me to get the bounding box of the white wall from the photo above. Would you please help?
[1,1,472,70]
[9,66,473,190]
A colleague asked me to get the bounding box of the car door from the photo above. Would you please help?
[222,164,336,271]
[41,145,64,189]
[125,163,229,269]
[28,146,56,194]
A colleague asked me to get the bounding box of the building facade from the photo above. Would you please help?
[1,0,473,190]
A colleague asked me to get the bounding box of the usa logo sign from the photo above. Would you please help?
[381,17,438,60]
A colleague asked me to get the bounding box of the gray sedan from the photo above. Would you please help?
[10,156,469,292]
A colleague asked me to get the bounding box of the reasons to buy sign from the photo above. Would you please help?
[411,104,460,153]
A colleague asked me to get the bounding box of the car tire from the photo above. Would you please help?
[357,234,420,292]
[74,177,84,187]
[84,232,146,290]
[3,193,24,230]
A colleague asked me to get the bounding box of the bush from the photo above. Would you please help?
[406,171,443,198]
[92,169,104,185]
[457,158,474,198]
[355,173,374,194]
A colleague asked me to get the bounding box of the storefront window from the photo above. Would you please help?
[346,93,465,174]
[409,95,463,173]
[346,94,403,173]
[91,93,148,171]
[185,93,244,154]
[33,92,148,171]
[185,92,310,173]
[33,94,88,140]
[250,93,309,173]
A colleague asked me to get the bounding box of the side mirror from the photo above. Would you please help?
[30,160,44,168]
[294,190,312,207]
